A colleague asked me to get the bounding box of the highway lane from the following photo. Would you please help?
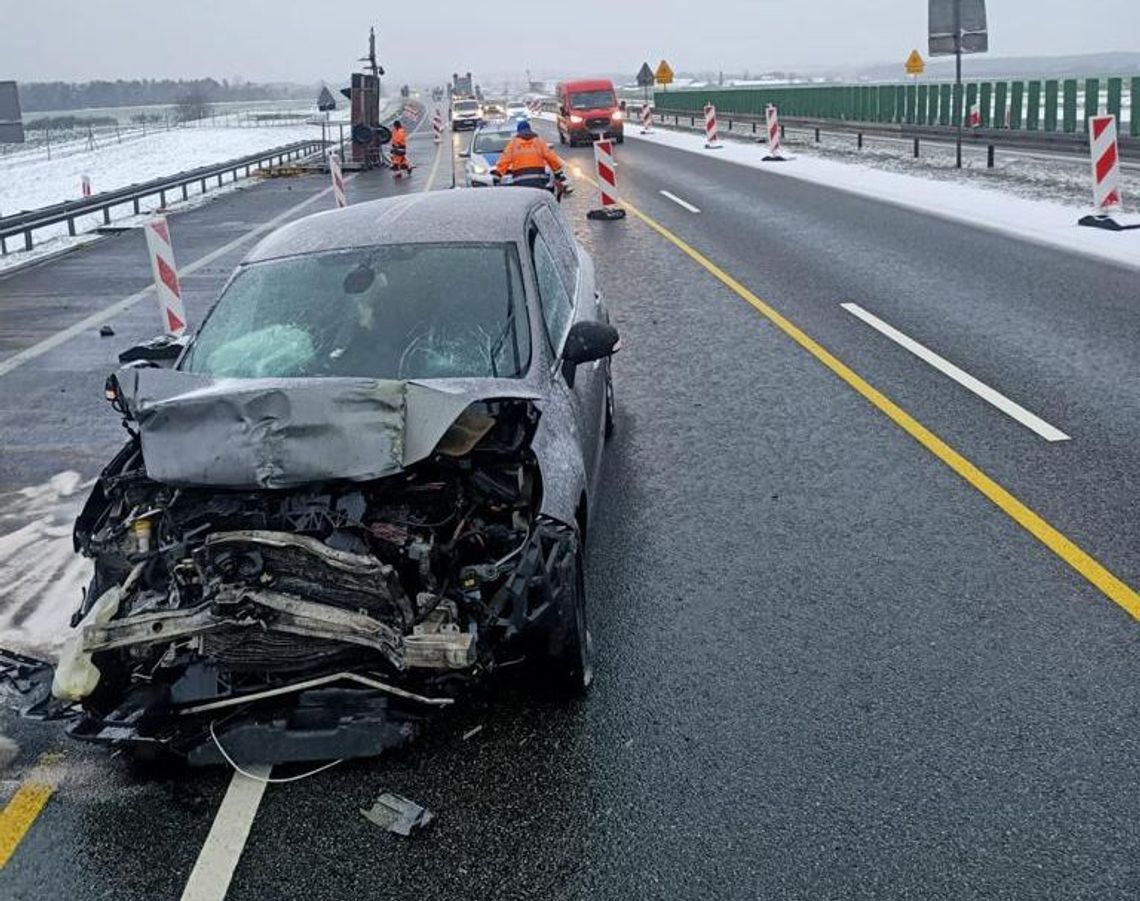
[0,112,1138,899]
[549,124,1140,595]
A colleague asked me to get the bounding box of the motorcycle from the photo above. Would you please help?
[493,171,572,203]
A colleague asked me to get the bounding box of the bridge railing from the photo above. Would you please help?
[0,139,327,255]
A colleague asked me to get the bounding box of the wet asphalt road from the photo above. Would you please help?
[0,111,1138,900]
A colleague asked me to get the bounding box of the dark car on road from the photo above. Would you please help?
[53,190,620,765]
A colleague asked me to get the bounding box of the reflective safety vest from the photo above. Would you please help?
[492,136,564,187]
[391,127,408,156]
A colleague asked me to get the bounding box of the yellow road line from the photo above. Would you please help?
[597,184,1140,620]
[0,781,54,869]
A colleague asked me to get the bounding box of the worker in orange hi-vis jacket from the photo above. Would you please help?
[390,120,411,177]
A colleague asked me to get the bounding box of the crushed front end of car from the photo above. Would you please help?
[53,369,584,765]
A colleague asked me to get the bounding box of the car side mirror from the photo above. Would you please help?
[561,321,620,387]
[458,150,470,158]
[620,100,627,111]
[117,333,190,367]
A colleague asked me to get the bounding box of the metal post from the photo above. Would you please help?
[914,137,920,158]
[815,128,820,142]
[987,145,995,168]
[857,132,863,149]
[955,0,963,168]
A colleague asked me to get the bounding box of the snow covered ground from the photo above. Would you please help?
[0,122,325,216]
[622,125,1140,271]
[0,96,404,269]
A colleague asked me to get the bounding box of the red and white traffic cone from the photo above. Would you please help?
[640,104,653,134]
[704,103,722,149]
[143,217,188,337]
[329,151,347,209]
[763,104,786,161]
[1079,114,1139,230]
[432,110,442,144]
[586,140,626,221]
[81,175,92,198]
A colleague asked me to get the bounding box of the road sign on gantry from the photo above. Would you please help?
[929,0,988,56]
[637,63,655,88]
[655,60,674,86]
[905,49,926,76]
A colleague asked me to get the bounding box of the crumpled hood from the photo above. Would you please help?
[120,368,540,489]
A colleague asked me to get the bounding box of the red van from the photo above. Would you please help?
[556,79,624,146]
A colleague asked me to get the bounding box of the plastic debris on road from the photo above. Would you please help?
[360,792,434,836]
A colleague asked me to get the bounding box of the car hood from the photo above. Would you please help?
[119,367,540,489]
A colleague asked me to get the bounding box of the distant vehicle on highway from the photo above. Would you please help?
[482,101,505,119]
[55,189,619,766]
[505,100,527,119]
[463,121,516,187]
[556,78,624,146]
[450,97,482,130]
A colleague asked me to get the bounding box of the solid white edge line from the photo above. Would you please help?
[840,302,1071,443]
[179,766,271,901]
[0,178,345,379]
[659,189,701,213]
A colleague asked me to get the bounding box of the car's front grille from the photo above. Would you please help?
[586,117,611,129]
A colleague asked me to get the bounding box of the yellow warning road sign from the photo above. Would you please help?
[655,60,675,86]
[905,49,926,76]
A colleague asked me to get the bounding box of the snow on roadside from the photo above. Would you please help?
[0,123,325,216]
[0,472,93,661]
[626,126,1140,271]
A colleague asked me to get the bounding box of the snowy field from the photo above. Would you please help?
[0,122,326,217]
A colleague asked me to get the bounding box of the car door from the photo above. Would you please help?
[530,206,606,497]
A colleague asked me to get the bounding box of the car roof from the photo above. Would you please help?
[560,79,614,91]
[476,121,515,133]
[243,190,548,263]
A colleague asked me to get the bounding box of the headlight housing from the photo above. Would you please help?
[469,161,488,175]
[611,110,624,121]
[569,114,584,125]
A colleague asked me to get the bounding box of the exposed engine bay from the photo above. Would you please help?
[56,396,581,765]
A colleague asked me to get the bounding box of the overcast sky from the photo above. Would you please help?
[3,0,1139,85]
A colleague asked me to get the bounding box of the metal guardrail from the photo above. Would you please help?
[0,139,327,255]
[649,107,1139,167]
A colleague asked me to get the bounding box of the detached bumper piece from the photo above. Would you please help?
[68,680,428,767]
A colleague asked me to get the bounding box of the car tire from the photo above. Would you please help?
[541,530,593,696]
[604,369,615,440]
[615,134,624,144]
[558,130,566,145]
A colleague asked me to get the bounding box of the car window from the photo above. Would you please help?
[473,131,513,154]
[533,207,579,297]
[181,243,530,381]
[569,90,616,109]
[531,230,574,355]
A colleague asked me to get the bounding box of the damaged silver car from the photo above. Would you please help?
[54,190,619,765]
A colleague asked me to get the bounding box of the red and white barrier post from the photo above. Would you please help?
[704,103,722,149]
[81,175,92,198]
[763,104,786,161]
[586,140,626,221]
[329,151,347,209]
[143,217,187,337]
[640,104,653,134]
[1090,114,1122,212]
[968,103,982,128]
[1079,114,1139,230]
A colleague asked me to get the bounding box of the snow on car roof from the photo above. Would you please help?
[244,190,549,263]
